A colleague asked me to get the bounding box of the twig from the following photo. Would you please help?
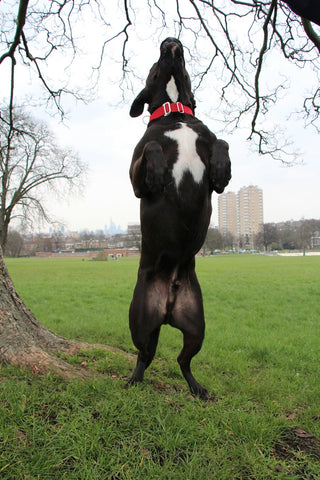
[250,0,277,142]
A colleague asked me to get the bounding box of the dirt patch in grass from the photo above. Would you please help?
[272,426,320,478]
[273,427,320,461]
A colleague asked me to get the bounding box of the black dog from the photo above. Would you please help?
[128,38,231,399]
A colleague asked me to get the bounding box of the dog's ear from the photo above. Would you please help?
[130,89,149,117]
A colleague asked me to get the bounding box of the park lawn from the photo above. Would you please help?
[1,255,320,479]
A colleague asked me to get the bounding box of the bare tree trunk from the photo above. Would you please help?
[0,248,107,378]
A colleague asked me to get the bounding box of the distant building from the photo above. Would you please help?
[218,185,264,248]
[237,186,263,247]
[218,191,237,239]
[104,218,124,236]
[310,231,320,248]
[127,223,141,251]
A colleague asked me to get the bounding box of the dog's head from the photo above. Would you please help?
[130,37,195,118]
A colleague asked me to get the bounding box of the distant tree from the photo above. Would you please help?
[238,235,245,250]
[52,232,66,252]
[96,230,107,249]
[0,107,85,252]
[276,219,320,251]
[296,219,320,254]
[39,236,54,253]
[5,230,24,257]
[80,231,93,250]
[222,231,236,250]
[202,228,224,253]
[297,219,307,255]
[256,223,279,251]
[278,222,296,250]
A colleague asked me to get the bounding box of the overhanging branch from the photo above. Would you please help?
[301,17,320,54]
[250,0,277,143]
[0,0,29,64]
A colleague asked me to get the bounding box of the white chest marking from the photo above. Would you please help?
[165,123,205,188]
[166,76,179,102]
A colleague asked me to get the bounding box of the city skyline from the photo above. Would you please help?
[21,208,319,238]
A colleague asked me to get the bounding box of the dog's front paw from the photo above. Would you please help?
[146,162,165,193]
[210,139,231,194]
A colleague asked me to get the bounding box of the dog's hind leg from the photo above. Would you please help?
[177,329,208,399]
[171,270,209,399]
[128,272,166,386]
[128,326,161,385]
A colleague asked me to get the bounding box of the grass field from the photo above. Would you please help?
[1,255,320,479]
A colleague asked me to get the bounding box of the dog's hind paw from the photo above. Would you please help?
[190,383,210,400]
[125,377,140,389]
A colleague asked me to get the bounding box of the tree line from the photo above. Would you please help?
[5,218,320,257]
[203,219,320,253]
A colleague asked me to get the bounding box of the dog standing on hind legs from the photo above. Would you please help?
[127,38,231,399]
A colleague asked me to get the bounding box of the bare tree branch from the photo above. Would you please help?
[0,107,86,249]
[301,17,320,54]
[1,0,320,162]
[250,0,277,144]
[0,0,29,64]
[0,0,29,131]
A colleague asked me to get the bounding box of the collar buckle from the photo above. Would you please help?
[177,102,184,113]
[163,102,171,116]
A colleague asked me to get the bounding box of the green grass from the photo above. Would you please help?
[1,255,320,479]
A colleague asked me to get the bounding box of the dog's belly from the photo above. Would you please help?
[165,123,205,188]
[140,192,211,267]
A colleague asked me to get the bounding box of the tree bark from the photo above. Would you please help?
[0,249,126,378]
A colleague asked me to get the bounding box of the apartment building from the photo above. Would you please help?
[218,191,237,238]
[237,185,264,248]
[218,185,264,248]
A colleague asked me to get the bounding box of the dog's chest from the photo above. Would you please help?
[164,123,205,188]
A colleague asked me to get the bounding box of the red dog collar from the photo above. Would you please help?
[149,102,194,122]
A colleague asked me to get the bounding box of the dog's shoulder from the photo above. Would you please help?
[188,117,217,142]
[147,116,216,141]
[132,116,219,163]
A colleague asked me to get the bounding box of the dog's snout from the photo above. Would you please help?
[160,37,184,62]
[172,44,182,60]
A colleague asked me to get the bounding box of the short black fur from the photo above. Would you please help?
[128,38,231,399]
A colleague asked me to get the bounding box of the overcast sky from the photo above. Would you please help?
[1,1,319,233]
